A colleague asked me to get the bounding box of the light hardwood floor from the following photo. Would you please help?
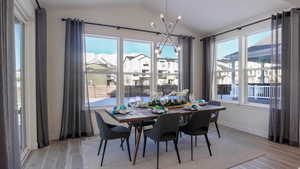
[23,126,300,169]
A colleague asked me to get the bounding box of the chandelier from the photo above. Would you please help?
[150,0,182,56]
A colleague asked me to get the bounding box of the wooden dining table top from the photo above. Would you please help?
[104,105,226,123]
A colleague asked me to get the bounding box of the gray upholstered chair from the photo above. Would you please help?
[208,100,221,138]
[179,111,212,160]
[95,112,132,166]
[142,113,181,169]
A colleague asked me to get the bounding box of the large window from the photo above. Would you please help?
[246,31,272,104]
[15,19,26,153]
[84,36,181,107]
[123,40,152,104]
[157,45,180,95]
[85,36,118,107]
[215,39,239,101]
[214,27,276,105]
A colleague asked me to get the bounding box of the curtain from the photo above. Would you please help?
[202,37,215,101]
[269,9,300,146]
[0,0,21,168]
[60,19,93,140]
[36,8,49,148]
[179,37,193,92]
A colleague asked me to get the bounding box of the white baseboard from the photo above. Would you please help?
[219,120,268,138]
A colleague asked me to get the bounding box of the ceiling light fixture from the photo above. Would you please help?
[150,0,182,56]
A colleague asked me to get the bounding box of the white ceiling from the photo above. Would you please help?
[39,0,298,34]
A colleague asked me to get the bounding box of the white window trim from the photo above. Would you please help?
[14,0,37,163]
[213,25,272,107]
[84,34,181,108]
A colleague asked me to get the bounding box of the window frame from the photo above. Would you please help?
[213,37,240,104]
[122,38,154,104]
[84,34,182,108]
[84,34,121,106]
[155,43,181,94]
[213,26,272,107]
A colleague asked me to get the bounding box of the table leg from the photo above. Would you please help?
[133,124,142,165]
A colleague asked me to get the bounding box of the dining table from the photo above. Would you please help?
[104,104,226,165]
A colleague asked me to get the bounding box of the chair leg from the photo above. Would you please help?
[134,127,137,145]
[190,136,193,160]
[143,136,147,157]
[195,136,197,147]
[180,131,182,138]
[166,141,168,152]
[126,137,132,161]
[204,134,212,156]
[157,142,160,169]
[97,138,103,156]
[173,140,181,164]
[215,122,221,138]
[101,140,108,166]
[120,138,124,151]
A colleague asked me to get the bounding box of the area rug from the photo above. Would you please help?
[81,131,265,169]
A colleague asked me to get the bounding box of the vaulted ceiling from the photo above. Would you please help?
[39,0,298,34]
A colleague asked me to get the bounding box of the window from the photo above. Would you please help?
[85,36,118,107]
[15,19,26,152]
[84,35,182,107]
[215,39,239,101]
[213,25,276,105]
[157,45,180,95]
[246,31,273,104]
[123,40,152,104]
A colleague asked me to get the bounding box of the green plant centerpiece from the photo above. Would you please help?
[148,89,189,110]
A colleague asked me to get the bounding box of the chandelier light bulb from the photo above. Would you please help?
[150,22,156,29]
[160,13,165,19]
[155,48,160,54]
[177,16,182,20]
[177,46,181,51]
[159,13,165,20]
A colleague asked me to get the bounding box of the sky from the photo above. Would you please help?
[216,31,271,59]
[15,23,23,70]
[85,36,177,59]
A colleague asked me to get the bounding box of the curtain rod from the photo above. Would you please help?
[61,18,195,39]
[200,17,271,41]
[35,0,41,9]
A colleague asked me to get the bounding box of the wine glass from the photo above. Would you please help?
[189,94,196,103]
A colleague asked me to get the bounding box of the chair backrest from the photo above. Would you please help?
[208,100,221,121]
[185,111,211,133]
[151,113,180,140]
[208,100,221,106]
[95,112,111,138]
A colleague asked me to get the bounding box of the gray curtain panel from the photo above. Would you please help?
[0,0,21,168]
[179,37,193,92]
[36,8,49,148]
[60,19,93,140]
[269,9,300,146]
[202,37,215,101]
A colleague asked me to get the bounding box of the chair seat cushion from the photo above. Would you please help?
[111,126,131,133]
[142,120,156,126]
[179,125,208,136]
[108,126,131,139]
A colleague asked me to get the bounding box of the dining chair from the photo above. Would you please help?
[95,112,132,166]
[208,100,221,138]
[179,111,212,160]
[142,113,181,169]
